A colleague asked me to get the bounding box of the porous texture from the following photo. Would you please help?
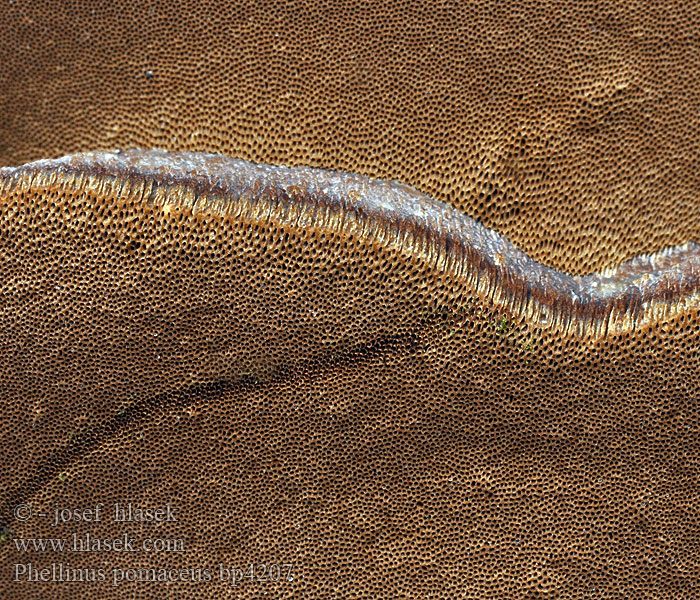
[2,1,700,274]
[0,151,698,598]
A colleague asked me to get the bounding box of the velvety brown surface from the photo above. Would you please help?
[2,1,700,274]
[0,151,698,598]
[2,1,700,597]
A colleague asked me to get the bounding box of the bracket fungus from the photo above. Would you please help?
[1,0,700,598]
[0,149,698,597]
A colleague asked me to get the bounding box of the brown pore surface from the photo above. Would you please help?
[2,0,700,275]
[0,151,699,598]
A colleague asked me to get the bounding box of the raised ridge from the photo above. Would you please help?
[1,148,698,337]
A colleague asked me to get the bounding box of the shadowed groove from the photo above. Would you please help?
[0,325,425,529]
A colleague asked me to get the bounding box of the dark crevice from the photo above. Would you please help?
[0,312,446,527]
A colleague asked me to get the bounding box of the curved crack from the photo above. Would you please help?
[0,315,440,528]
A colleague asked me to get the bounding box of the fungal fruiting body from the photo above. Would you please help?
[0,150,698,598]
